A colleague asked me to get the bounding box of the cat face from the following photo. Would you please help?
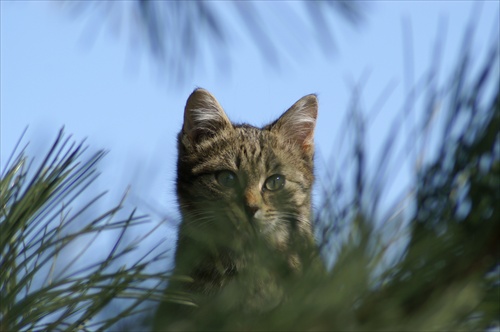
[176,89,317,253]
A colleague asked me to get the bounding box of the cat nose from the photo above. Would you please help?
[244,190,260,218]
[245,204,259,217]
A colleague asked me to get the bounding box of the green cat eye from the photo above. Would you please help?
[216,170,238,188]
[264,174,285,191]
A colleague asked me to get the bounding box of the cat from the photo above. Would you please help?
[154,88,318,330]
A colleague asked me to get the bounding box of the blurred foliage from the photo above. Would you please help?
[58,1,364,83]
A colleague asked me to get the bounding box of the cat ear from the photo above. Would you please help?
[183,88,232,143]
[269,94,318,154]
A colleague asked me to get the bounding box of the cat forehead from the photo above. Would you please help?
[234,124,264,139]
[232,125,284,151]
[231,126,286,169]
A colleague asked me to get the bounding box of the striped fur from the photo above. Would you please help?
[155,88,318,327]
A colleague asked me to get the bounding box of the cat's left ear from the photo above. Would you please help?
[269,94,318,154]
[183,88,232,144]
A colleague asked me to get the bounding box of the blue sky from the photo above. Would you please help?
[1,1,499,251]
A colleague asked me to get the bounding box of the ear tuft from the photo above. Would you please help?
[269,94,318,154]
[183,88,232,143]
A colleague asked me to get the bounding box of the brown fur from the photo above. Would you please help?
[154,88,318,329]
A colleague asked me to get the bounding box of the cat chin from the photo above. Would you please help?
[219,218,289,251]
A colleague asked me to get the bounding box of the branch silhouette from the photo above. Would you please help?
[59,1,364,83]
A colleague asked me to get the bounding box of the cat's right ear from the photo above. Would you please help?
[269,94,318,155]
[183,88,232,143]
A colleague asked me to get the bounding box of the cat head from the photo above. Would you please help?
[177,88,317,252]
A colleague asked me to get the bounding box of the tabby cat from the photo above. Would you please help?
[154,88,318,329]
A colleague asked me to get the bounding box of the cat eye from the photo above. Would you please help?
[264,174,285,191]
[216,170,238,188]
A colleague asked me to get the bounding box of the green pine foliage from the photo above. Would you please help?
[1,27,498,332]
[0,131,168,331]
